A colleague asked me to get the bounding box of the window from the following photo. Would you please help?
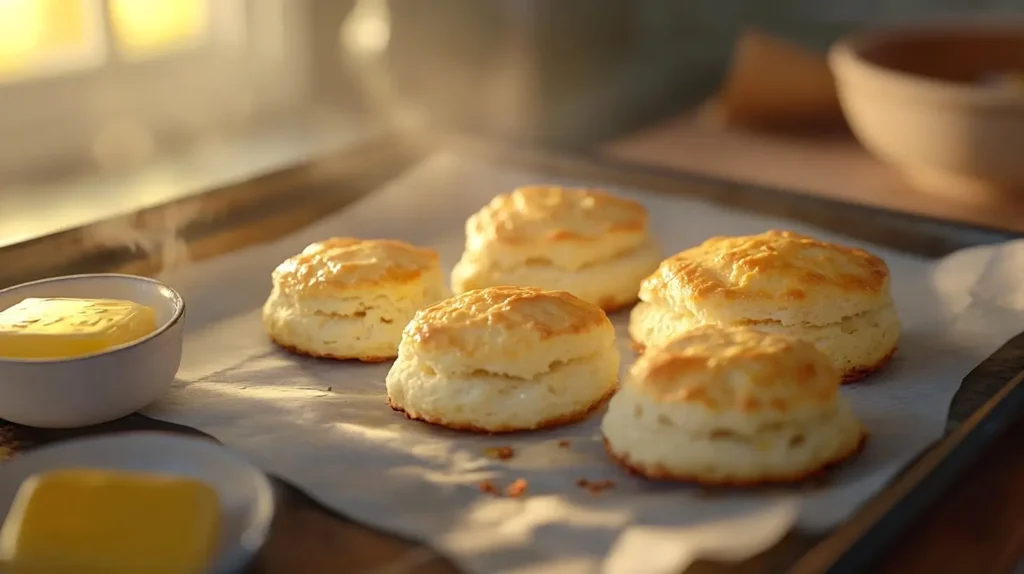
[0,0,308,180]
[108,0,211,60]
[0,0,105,84]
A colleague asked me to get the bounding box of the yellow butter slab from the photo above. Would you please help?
[0,468,221,574]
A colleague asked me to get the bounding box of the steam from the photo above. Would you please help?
[83,200,200,277]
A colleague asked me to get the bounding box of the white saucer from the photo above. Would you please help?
[0,432,275,573]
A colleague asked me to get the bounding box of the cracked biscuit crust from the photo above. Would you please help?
[640,230,891,326]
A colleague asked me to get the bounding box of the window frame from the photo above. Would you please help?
[0,0,311,180]
[0,0,109,86]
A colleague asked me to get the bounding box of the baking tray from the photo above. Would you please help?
[0,133,1022,574]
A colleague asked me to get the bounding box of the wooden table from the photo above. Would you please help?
[603,113,1024,234]
[1,412,1019,574]
[603,115,1024,573]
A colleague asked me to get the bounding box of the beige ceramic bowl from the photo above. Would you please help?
[830,21,1024,201]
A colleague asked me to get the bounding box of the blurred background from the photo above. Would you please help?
[0,0,1022,248]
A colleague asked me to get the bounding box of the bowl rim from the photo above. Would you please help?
[829,18,1024,108]
[0,273,186,365]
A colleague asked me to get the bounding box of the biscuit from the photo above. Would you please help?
[451,186,662,312]
[262,238,446,361]
[629,230,899,382]
[601,326,867,485]
[385,286,620,432]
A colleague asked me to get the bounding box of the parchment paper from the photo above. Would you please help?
[147,152,1024,574]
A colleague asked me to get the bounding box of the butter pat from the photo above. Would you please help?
[0,468,221,574]
[0,298,157,359]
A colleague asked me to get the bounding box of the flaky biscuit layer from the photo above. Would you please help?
[640,230,891,327]
[386,286,620,432]
[272,237,441,301]
[463,185,652,271]
[402,286,616,379]
[451,238,661,311]
[603,430,866,486]
[628,300,900,382]
[263,290,424,361]
[263,237,445,360]
[624,326,841,422]
[601,326,867,484]
[386,350,619,432]
[452,186,662,307]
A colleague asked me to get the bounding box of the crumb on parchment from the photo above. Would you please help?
[576,478,615,495]
[557,440,571,448]
[484,446,515,460]
[479,478,529,498]
[506,478,528,498]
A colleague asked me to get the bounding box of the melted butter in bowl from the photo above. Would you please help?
[0,298,158,360]
[0,274,185,428]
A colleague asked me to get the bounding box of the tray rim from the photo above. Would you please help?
[791,364,1024,573]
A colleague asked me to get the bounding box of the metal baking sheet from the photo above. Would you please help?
[0,134,1021,574]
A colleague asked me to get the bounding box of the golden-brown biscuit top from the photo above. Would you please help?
[640,230,891,325]
[272,238,439,294]
[630,325,839,413]
[467,186,648,245]
[405,286,612,357]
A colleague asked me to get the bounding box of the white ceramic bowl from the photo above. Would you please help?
[0,432,275,573]
[0,274,185,428]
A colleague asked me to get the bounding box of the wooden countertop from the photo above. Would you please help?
[603,113,1024,234]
